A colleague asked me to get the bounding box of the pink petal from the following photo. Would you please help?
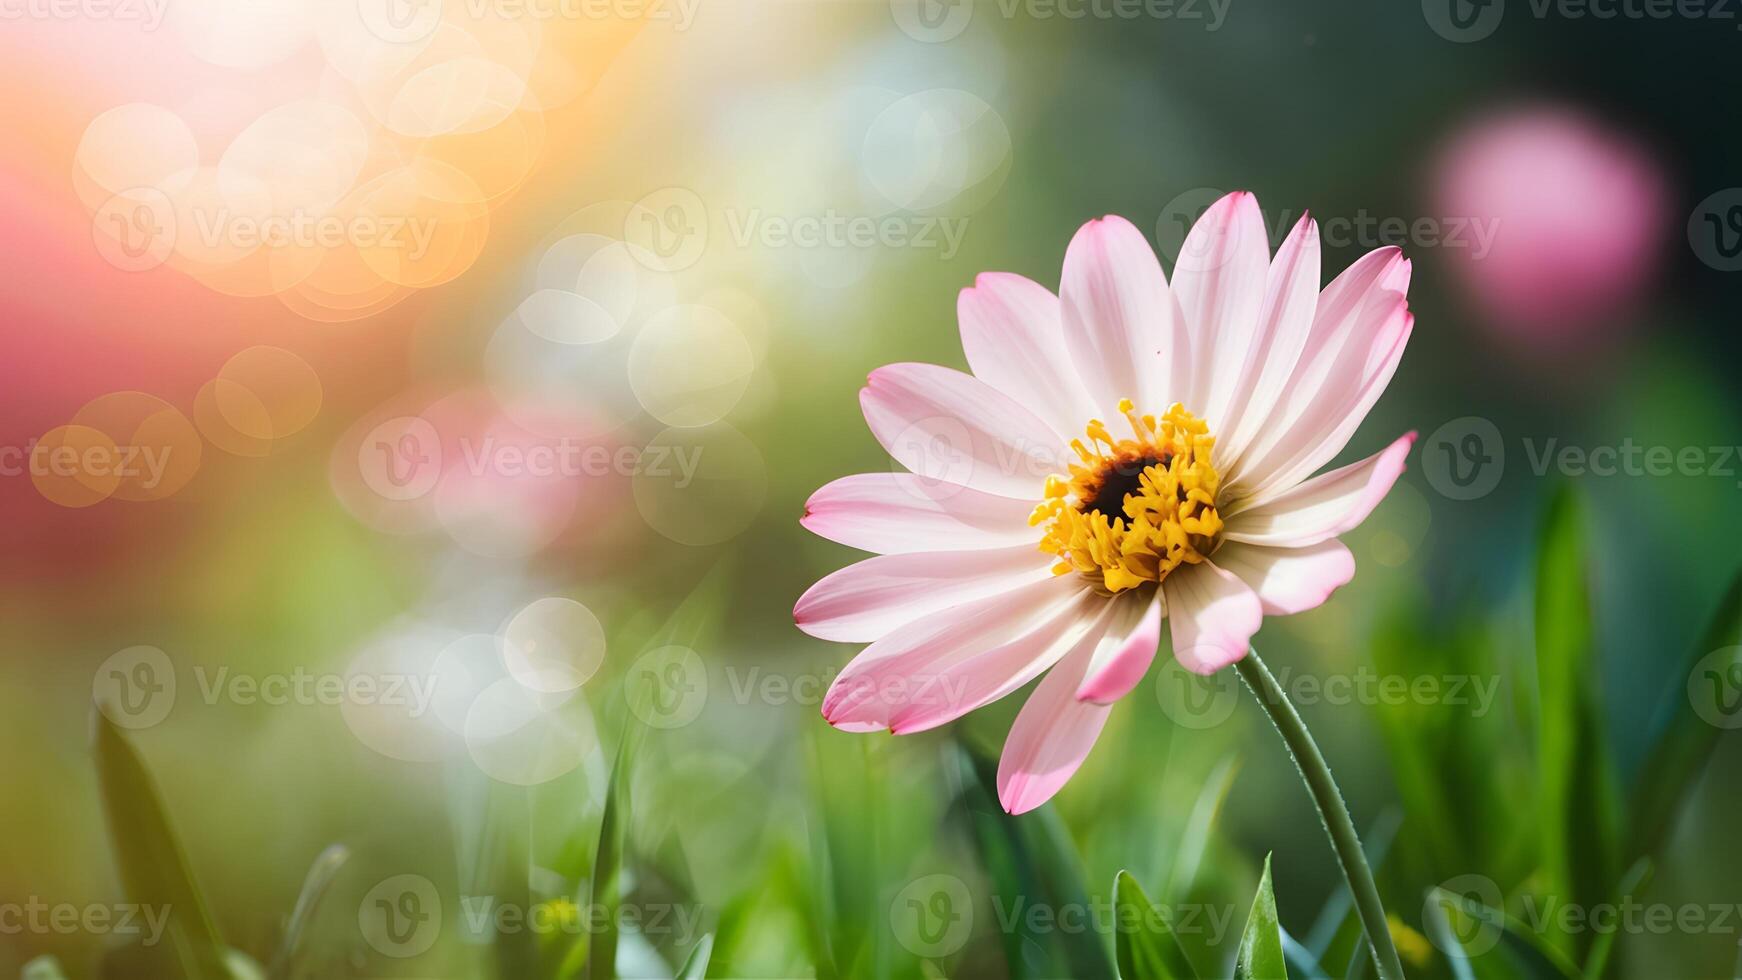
[862,363,1065,500]
[1075,593,1162,704]
[820,576,1088,732]
[1255,305,1413,499]
[1216,214,1321,477]
[1213,539,1357,616]
[1231,246,1413,498]
[1059,216,1190,415]
[887,589,1107,734]
[800,473,1037,554]
[997,626,1115,814]
[1162,561,1264,675]
[1221,432,1416,548]
[794,546,1055,643]
[1174,192,1272,432]
[957,273,1096,441]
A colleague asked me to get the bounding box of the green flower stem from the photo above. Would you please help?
[1234,648,1406,980]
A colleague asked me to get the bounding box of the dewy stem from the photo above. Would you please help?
[1233,648,1406,980]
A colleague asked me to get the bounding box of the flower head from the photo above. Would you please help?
[794,193,1415,814]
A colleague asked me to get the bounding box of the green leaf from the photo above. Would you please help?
[1532,488,1620,960]
[91,709,231,980]
[1235,856,1287,980]
[1114,870,1198,980]
[1627,569,1742,864]
[268,844,349,980]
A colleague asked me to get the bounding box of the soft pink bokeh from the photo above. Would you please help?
[1432,104,1669,350]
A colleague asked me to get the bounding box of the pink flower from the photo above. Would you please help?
[794,193,1415,814]
[1432,105,1668,349]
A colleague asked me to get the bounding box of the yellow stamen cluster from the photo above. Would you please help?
[1032,400,1224,594]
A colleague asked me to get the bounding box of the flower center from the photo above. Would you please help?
[1032,400,1224,595]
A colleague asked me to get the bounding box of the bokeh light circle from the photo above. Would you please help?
[501,597,606,694]
[860,89,1011,213]
[71,392,203,501]
[464,678,597,785]
[215,346,324,441]
[627,305,756,427]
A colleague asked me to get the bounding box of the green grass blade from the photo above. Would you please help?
[91,709,231,980]
[1114,870,1198,980]
[952,741,1115,980]
[586,732,633,980]
[267,844,349,980]
[1532,488,1620,960]
[1162,753,1241,903]
[1425,888,1578,980]
[1235,856,1287,980]
[675,934,714,979]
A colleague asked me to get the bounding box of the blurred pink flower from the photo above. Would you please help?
[1432,105,1669,348]
[794,195,1415,814]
